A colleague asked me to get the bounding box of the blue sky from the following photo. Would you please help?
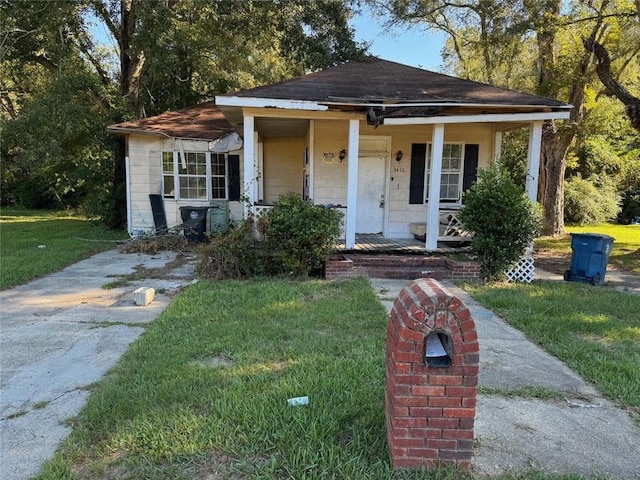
[349,9,446,71]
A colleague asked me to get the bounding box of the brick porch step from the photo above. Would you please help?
[325,254,480,281]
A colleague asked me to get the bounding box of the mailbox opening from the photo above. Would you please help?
[425,332,452,367]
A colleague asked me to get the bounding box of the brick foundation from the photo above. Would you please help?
[385,278,479,470]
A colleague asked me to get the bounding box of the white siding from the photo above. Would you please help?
[126,135,244,235]
[310,120,495,238]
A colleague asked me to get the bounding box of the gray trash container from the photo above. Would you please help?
[564,233,614,286]
[180,206,209,242]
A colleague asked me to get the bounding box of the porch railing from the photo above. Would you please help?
[437,210,473,242]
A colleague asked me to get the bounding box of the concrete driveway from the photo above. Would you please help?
[0,249,197,480]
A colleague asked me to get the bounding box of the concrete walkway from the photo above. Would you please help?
[372,278,640,479]
[0,250,198,480]
[2,249,639,479]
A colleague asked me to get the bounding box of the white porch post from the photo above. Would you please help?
[525,121,543,203]
[243,114,255,217]
[493,130,503,161]
[426,123,445,250]
[308,120,315,199]
[345,119,360,249]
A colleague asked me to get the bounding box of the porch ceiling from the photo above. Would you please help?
[255,117,308,138]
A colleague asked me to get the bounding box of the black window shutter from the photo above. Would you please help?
[228,154,240,201]
[462,144,479,195]
[409,144,427,204]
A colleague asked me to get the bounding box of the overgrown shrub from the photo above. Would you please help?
[197,219,264,280]
[197,194,343,279]
[564,175,620,225]
[459,161,541,282]
[263,193,343,277]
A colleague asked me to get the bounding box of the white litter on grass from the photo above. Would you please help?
[37,245,46,249]
[287,396,309,406]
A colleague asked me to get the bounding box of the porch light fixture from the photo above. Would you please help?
[339,149,346,162]
[395,150,403,162]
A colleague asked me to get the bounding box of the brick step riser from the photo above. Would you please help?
[350,257,448,268]
[359,267,451,280]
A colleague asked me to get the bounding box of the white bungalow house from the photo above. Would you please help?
[108,58,571,251]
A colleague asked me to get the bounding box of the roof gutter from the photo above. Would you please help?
[322,101,574,110]
[384,110,571,125]
[106,126,221,142]
[215,96,329,111]
[215,95,572,111]
[106,126,171,138]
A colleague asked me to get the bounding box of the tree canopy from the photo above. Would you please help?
[368,0,640,231]
[1,0,367,223]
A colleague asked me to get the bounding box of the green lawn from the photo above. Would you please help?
[535,223,640,274]
[35,278,445,480]
[0,209,128,289]
[33,276,640,479]
[465,281,640,421]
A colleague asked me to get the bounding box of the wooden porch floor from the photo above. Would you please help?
[336,234,468,254]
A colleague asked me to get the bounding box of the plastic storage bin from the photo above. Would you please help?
[179,206,209,242]
[564,233,614,286]
[209,200,229,233]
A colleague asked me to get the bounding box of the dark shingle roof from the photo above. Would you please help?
[231,58,567,108]
[107,102,233,140]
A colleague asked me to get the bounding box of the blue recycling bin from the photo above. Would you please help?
[564,233,614,286]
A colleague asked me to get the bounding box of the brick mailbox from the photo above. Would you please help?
[385,278,479,469]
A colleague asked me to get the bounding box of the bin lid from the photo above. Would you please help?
[570,233,615,241]
[179,206,210,211]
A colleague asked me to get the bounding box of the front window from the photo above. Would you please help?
[424,143,463,202]
[162,151,227,200]
[179,152,207,199]
[162,152,175,197]
[439,144,462,201]
[211,153,226,199]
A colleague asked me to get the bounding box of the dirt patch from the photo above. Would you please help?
[534,250,571,275]
[189,355,234,368]
[119,234,190,255]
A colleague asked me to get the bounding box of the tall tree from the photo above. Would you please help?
[367,0,638,235]
[1,0,366,224]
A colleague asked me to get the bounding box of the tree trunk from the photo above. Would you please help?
[539,121,573,235]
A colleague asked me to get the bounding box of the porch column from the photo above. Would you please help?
[308,120,315,199]
[493,130,503,161]
[525,121,543,203]
[243,114,255,217]
[345,119,360,249]
[426,123,445,251]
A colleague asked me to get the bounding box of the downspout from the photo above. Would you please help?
[125,154,132,236]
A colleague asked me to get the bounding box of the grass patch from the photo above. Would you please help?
[478,386,564,400]
[35,278,455,479]
[465,281,640,421]
[535,223,640,274]
[0,209,128,289]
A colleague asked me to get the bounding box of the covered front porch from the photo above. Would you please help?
[337,233,471,254]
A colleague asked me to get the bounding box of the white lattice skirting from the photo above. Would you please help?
[505,255,535,283]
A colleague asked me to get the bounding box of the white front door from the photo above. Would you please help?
[356,155,386,233]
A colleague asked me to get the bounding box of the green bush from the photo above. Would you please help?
[459,161,541,282]
[564,175,620,225]
[198,194,343,279]
[263,193,343,277]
